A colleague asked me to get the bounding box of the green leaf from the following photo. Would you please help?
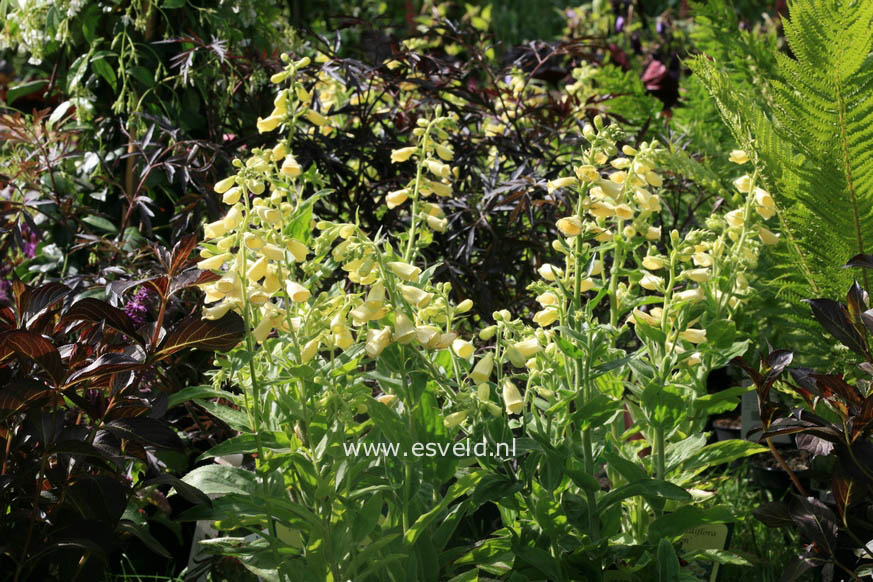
[648,505,734,541]
[5,80,47,105]
[679,440,768,474]
[657,538,680,582]
[573,393,623,430]
[181,464,258,496]
[598,479,691,514]
[199,432,289,460]
[129,66,156,88]
[167,384,226,408]
[91,53,117,92]
[404,471,484,545]
[82,215,118,233]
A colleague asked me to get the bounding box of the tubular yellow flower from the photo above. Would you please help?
[197,252,231,271]
[386,189,409,209]
[756,204,776,220]
[223,205,243,230]
[645,225,661,241]
[502,379,524,415]
[579,278,595,292]
[733,175,752,193]
[533,308,559,327]
[260,244,285,261]
[574,165,600,182]
[452,338,474,359]
[305,109,328,126]
[538,264,563,281]
[514,337,541,358]
[286,281,311,303]
[286,239,308,262]
[376,393,397,406]
[389,313,415,345]
[300,338,319,363]
[547,176,578,193]
[257,115,283,133]
[479,325,497,341]
[477,383,490,402]
[645,171,663,187]
[365,327,392,358]
[203,300,233,320]
[214,176,236,194]
[427,180,453,198]
[675,287,704,302]
[444,411,468,428]
[415,325,440,347]
[590,260,603,276]
[685,268,711,282]
[729,150,749,165]
[221,186,242,205]
[758,225,780,245]
[246,256,268,282]
[271,143,287,162]
[435,332,457,350]
[471,352,494,384]
[589,201,616,218]
[204,219,229,240]
[680,328,707,344]
[243,233,264,250]
[629,308,658,326]
[281,155,302,177]
[435,143,454,161]
[556,216,583,237]
[610,157,631,169]
[391,147,417,163]
[725,209,744,228]
[398,284,432,308]
[639,273,664,291]
[692,252,713,267]
[425,159,451,179]
[426,215,448,232]
[388,261,421,282]
[334,326,354,350]
[642,256,665,270]
[536,291,558,306]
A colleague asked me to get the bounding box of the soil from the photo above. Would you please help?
[753,449,811,472]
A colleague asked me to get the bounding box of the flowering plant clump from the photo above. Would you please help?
[180,50,778,580]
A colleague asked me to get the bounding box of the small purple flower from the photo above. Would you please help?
[0,279,10,303]
[615,16,625,32]
[17,223,40,259]
[125,286,154,328]
[656,19,666,35]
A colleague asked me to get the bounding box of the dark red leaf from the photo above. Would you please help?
[168,269,218,297]
[169,235,198,276]
[61,298,144,344]
[0,329,65,385]
[104,418,183,449]
[65,353,143,386]
[844,253,873,269]
[795,433,835,456]
[805,298,870,358]
[811,373,862,407]
[788,496,838,551]
[832,477,853,521]
[754,501,793,528]
[154,311,244,360]
[24,282,70,331]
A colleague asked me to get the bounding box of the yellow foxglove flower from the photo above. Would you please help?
[680,328,707,344]
[758,225,780,245]
[452,338,474,359]
[629,308,658,326]
[223,205,243,230]
[609,171,626,185]
[623,225,636,238]
[692,252,713,267]
[547,176,577,193]
[262,271,281,294]
[300,338,319,363]
[538,264,563,281]
[639,273,663,291]
[388,261,421,282]
[286,239,308,262]
[642,256,665,270]
[286,281,311,303]
[435,332,457,350]
[221,187,242,205]
[334,326,354,350]
[415,325,440,347]
[281,155,302,177]
[574,165,600,182]
[479,325,497,341]
[594,226,613,242]
[533,307,559,327]
[260,244,285,261]
[589,201,616,218]
[556,216,583,237]
[687,352,702,366]
[725,209,744,228]
[257,115,282,133]
[271,143,287,162]
[456,299,473,313]
[590,260,603,276]
[246,256,268,282]
[610,157,631,169]
[398,284,432,308]
[203,300,233,320]
[426,179,452,198]
[425,159,451,179]
[390,147,417,163]
[248,290,270,305]
[376,393,397,406]
[197,252,231,271]
[444,411,468,428]
[754,187,774,209]
[426,215,448,232]
[685,268,711,282]
[579,278,595,292]
[645,171,663,187]
[204,219,229,240]
[305,109,328,126]
[394,313,416,344]
[365,327,392,358]
[733,175,752,193]
[675,287,704,302]
[645,225,661,240]
[243,233,264,250]
[536,291,558,307]
[471,352,494,384]
[214,176,236,194]
[729,150,749,164]
[502,379,524,415]
[756,204,776,220]
[215,275,236,294]
[270,71,289,84]
[435,143,454,161]
[477,383,490,402]
[514,337,541,358]
[386,189,409,209]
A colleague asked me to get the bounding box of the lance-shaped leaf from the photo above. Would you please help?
[169,234,198,276]
[154,311,244,360]
[65,352,143,386]
[844,253,873,270]
[0,330,65,385]
[61,298,144,343]
[805,298,869,357]
[23,282,70,331]
[104,417,183,449]
[168,269,218,298]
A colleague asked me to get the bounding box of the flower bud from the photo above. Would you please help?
[479,325,497,341]
[444,411,468,428]
[456,299,473,313]
[477,383,490,402]
[386,189,409,209]
[642,256,665,270]
[391,147,417,163]
[533,308,559,327]
[538,264,563,281]
[639,273,664,291]
[680,328,707,344]
[300,338,319,363]
[214,176,236,194]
